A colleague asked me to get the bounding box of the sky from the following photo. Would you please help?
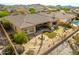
[0,0,79,6]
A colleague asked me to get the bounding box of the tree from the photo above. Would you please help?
[0,11,10,18]
[29,8,36,14]
[14,32,29,44]
[1,19,10,29]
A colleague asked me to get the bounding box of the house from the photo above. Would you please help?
[71,9,79,15]
[38,11,76,22]
[55,11,76,20]
[3,14,54,34]
[26,4,46,12]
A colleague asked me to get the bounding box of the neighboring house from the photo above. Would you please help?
[7,7,30,15]
[26,4,47,12]
[71,9,79,15]
[54,11,76,22]
[3,14,54,34]
[38,11,76,22]
[7,8,16,13]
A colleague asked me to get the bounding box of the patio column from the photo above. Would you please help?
[50,22,53,26]
[48,22,52,30]
[34,26,36,33]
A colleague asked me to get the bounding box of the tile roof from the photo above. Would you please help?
[39,11,76,20]
[4,14,53,29]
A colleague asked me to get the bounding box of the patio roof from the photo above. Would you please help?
[4,15,26,28]
[23,14,52,25]
[3,14,53,29]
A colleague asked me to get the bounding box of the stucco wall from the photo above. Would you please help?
[22,26,36,34]
[10,24,22,32]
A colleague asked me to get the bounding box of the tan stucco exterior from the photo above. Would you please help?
[10,23,22,32]
[10,21,53,34]
[22,26,36,34]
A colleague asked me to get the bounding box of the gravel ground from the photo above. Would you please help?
[22,29,74,55]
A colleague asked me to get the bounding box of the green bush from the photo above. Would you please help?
[3,45,15,55]
[0,11,10,18]
[29,8,36,14]
[1,19,10,29]
[14,32,29,44]
[57,7,70,12]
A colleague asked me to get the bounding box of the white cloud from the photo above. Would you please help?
[0,0,79,6]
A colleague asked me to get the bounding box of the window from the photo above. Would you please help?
[28,27,34,33]
[23,27,35,34]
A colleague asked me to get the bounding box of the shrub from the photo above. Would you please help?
[0,11,10,18]
[2,45,15,55]
[14,32,29,44]
[29,8,36,14]
[1,19,10,29]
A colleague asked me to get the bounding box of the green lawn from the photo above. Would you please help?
[44,32,57,39]
[54,26,64,34]
[44,26,64,39]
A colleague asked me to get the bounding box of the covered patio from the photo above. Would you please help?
[36,22,51,32]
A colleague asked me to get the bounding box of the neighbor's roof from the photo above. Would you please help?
[39,11,76,20]
[4,14,53,28]
[55,11,76,20]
